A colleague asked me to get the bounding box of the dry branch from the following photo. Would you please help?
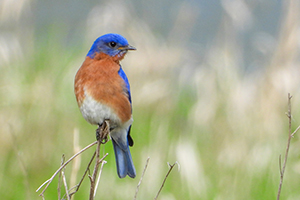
[277,93,300,200]
[69,151,96,198]
[62,167,70,200]
[36,141,98,196]
[57,155,65,200]
[133,157,150,200]
[89,120,110,200]
[154,162,178,200]
[94,158,107,197]
[37,121,110,199]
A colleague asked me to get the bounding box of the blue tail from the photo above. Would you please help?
[112,138,136,178]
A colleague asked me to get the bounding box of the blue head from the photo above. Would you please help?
[87,33,136,59]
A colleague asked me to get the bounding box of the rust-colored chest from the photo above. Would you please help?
[74,53,132,123]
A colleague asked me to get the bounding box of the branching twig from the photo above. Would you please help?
[154,162,178,200]
[94,159,108,197]
[89,120,110,200]
[277,93,300,200]
[89,141,101,199]
[133,157,150,200]
[69,151,96,198]
[62,167,71,200]
[36,141,98,196]
[291,125,300,137]
[37,120,110,200]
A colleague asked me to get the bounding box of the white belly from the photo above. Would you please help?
[80,94,121,125]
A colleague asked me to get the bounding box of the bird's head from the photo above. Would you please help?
[87,33,136,60]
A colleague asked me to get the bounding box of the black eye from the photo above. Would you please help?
[108,41,117,48]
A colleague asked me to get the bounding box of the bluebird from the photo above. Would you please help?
[74,33,136,178]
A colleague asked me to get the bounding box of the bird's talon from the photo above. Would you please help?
[96,126,101,141]
[96,121,110,142]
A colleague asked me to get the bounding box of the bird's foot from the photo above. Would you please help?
[96,120,110,144]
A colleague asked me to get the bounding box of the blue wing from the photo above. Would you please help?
[118,66,133,145]
[112,66,135,178]
[118,66,132,104]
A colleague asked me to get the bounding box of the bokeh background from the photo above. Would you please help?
[1,0,300,199]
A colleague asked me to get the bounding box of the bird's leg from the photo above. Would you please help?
[96,124,102,141]
[96,120,110,144]
[101,120,110,144]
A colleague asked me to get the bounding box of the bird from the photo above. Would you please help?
[74,33,136,178]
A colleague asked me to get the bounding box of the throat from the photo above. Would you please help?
[113,51,127,62]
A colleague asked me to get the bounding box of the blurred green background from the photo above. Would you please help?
[1,0,300,199]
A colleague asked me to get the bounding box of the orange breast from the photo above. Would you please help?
[74,53,132,123]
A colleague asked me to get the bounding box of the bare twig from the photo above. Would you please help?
[93,154,108,197]
[69,128,108,199]
[37,120,110,199]
[154,162,178,200]
[133,157,150,200]
[89,141,101,199]
[277,93,300,200]
[57,155,65,200]
[94,159,108,197]
[89,120,110,200]
[69,151,96,198]
[62,167,71,200]
[291,125,300,137]
[36,141,97,196]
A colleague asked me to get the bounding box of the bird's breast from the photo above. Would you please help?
[79,92,122,125]
[75,55,132,125]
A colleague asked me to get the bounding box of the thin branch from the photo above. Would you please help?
[89,142,101,199]
[133,157,150,200]
[277,93,300,200]
[36,141,98,195]
[94,155,108,197]
[57,155,65,200]
[62,167,71,200]
[69,122,109,199]
[69,143,108,199]
[154,162,178,200]
[291,125,300,137]
[69,151,96,198]
[89,120,110,200]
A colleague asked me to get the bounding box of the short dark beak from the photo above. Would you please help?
[120,45,136,51]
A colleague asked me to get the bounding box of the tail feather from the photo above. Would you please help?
[112,138,136,178]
